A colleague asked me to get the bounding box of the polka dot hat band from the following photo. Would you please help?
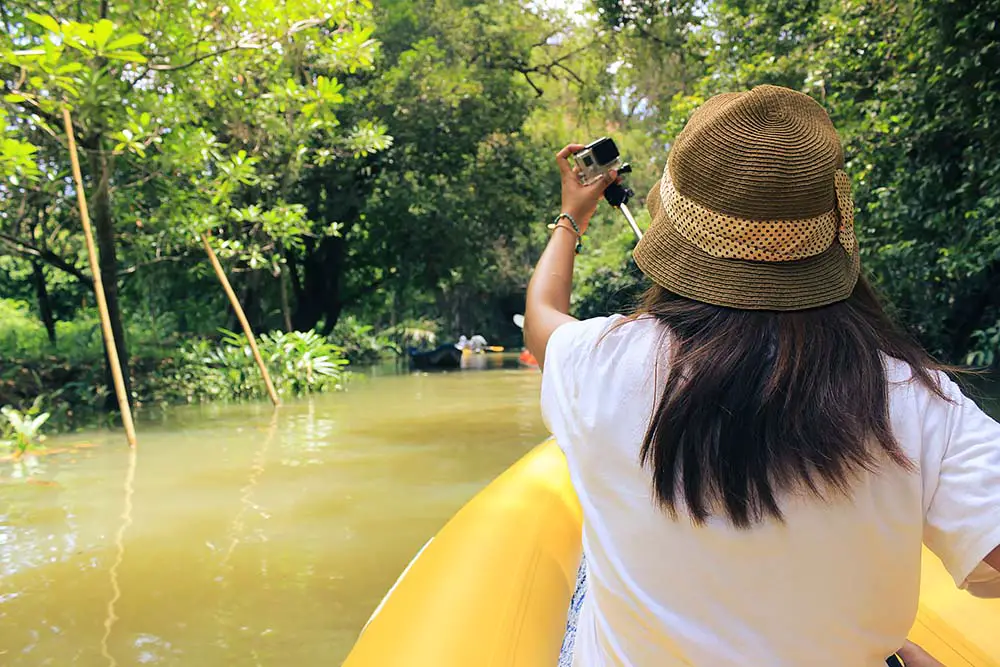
[633,85,861,311]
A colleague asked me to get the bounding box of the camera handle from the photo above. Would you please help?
[603,163,643,240]
[603,163,633,207]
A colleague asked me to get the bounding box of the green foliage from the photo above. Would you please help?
[588,0,1000,367]
[0,398,50,457]
[968,321,1000,368]
[329,315,395,365]
[0,298,173,362]
[160,328,349,403]
[571,224,649,320]
[380,318,442,351]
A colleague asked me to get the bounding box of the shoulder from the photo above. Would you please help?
[883,356,961,406]
[547,314,659,358]
[544,314,663,388]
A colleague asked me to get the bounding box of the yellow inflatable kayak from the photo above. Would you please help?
[343,441,1000,666]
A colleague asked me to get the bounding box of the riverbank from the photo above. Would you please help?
[0,328,368,452]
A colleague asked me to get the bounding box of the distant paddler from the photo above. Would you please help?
[456,334,503,354]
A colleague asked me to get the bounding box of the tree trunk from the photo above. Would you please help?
[31,261,57,345]
[89,146,132,406]
[293,234,345,334]
[240,270,264,332]
[279,271,293,332]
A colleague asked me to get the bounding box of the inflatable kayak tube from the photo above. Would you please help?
[342,440,1000,667]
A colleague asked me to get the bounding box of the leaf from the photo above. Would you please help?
[105,50,147,63]
[56,62,85,74]
[25,13,60,34]
[3,94,26,103]
[106,33,146,51]
[93,19,115,50]
[29,412,50,431]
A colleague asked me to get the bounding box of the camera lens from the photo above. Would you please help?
[591,139,619,165]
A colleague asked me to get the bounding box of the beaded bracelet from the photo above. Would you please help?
[547,212,583,254]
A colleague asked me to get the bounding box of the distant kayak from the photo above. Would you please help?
[461,346,505,356]
[518,348,538,369]
[408,345,462,370]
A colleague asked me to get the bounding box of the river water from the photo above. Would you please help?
[0,359,548,665]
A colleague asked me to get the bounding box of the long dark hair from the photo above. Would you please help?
[633,275,951,528]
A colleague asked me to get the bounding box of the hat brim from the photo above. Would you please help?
[634,179,860,311]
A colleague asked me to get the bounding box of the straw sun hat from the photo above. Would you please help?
[633,85,860,311]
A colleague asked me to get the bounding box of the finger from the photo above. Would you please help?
[584,169,617,189]
[556,143,586,159]
[556,143,586,175]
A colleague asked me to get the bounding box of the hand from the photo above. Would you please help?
[897,640,943,666]
[556,143,617,233]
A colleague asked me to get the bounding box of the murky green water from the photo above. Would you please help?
[0,361,546,665]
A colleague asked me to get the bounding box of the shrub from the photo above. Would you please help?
[329,315,395,365]
[158,328,350,403]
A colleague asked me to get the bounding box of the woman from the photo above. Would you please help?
[524,85,1000,666]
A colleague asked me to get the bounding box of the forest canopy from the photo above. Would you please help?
[2,0,999,425]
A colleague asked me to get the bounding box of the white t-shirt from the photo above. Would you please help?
[541,315,1000,667]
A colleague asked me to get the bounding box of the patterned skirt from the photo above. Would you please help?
[558,555,588,667]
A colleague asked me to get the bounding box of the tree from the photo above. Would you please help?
[1,0,388,397]
[282,0,587,335]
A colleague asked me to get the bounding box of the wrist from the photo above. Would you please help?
[561,209,592,233]
[550,213,583,254]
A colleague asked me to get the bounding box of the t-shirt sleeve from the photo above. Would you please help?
[921,377,1000,597]
[539,317,610,448]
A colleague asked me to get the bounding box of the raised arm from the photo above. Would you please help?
[524,143,615,369]
[922,377,1000,597]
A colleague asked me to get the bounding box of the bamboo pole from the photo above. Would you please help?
[62,108,138,449]
[201,233,281,406]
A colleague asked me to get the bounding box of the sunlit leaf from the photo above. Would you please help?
[93,19,115,50]
[25,13,60,34]
[105,50,147,63]
[106,33,146,51]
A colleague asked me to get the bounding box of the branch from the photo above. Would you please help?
[531,31,559,49]
[484,41,595,96]
[147,17,336,72]
[0,86,66,141]
[110,168,166,193]
[553,61,585,85]
[518,70,544,97]
[148,39,262,71]
[343,275,387,306]
[117,254,187,277]
[0,0,12,35]
[0,232,93,287]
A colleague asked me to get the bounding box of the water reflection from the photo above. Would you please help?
[0,365,546,665]
[101,444,138,667]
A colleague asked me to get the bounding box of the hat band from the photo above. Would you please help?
[661,170,856,262]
